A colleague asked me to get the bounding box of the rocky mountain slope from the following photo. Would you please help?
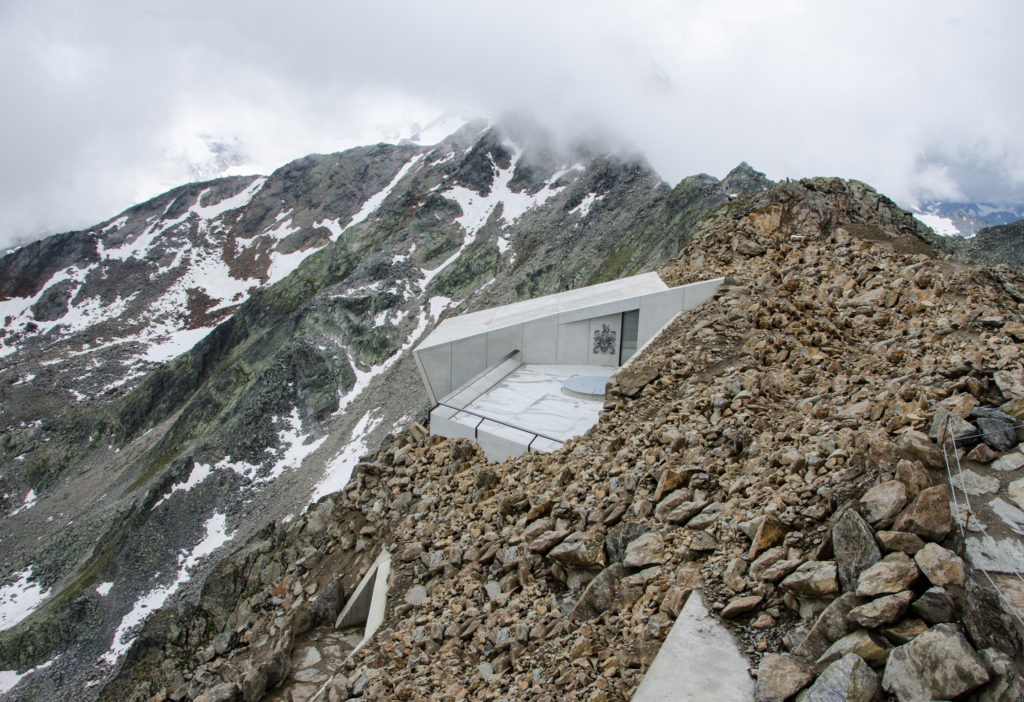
[0,121,774,700]
[949,220,1024,274]
[97,178,1024,701]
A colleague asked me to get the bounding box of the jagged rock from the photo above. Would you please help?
[974,648,1024,702]
[832,509,881,591]
[847,591,913,629]
[880,618,928,645]
[892,485,952,541]
[547,531,606,569]
[721,594,763,619]
[604,522,648,563]
[967,442,1001,463]
[855,552,919,597]
[875,530,924,555]
[194,683,241,702]
[803,653,880,702]
[881,624,990,701]
[748,515,787,560]
[754,653,815,701]
[993,368,1024,401]
[529,529,570,554]
[817,630,890,671]
[793,593,862,660]
[896,459,931,499]
[662,500,710,525]
[571,565,628,620]
[896,430,944,469]
[912,586,956,625]
[687,502,726,529]
[781,560,840,597]
[622,532,666,568]
[1009,477,1024,511]
[913,542,965,588]
[858,481,908,527]
[972,410,1018,451]
[930,410,978,448]
[608,364,659,397]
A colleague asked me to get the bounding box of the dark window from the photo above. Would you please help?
[619,309,639,364]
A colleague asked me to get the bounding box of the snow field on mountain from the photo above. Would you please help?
[0,657,56,695]
[569,192,604,218]
[310,410,383,504]
[0,567,51,632]
[101,512,235,666]
[8,489,36,517]
[151,462,214,510]
[346,154,424,231]
[914,212,964,237]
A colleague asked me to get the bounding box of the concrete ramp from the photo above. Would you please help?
[632,591,754,701]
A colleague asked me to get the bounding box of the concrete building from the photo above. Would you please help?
[413,272,724,461]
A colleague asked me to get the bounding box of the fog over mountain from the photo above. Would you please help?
[2,0,1023,249]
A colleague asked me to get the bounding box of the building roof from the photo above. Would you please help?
[418,272,669,349]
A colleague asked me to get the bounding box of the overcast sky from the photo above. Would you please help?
[2,0,1022,249]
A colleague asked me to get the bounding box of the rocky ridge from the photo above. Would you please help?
[99,179,1024,701]
[0,122,773,700]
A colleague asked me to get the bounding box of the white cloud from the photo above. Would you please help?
[1,0,1022,248]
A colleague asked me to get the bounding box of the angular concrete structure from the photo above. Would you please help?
[413,273,724,460]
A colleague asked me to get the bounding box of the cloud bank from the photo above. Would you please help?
[2,0,1022,248]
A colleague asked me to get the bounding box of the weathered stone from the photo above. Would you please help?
[653,469,692,501]
[994,368,1024,401]
[195,683,241,702]
[721,594,763,619]
[855,552,919,597]
[792,593,863,661]
[892,484,952,541]
[966,442,1001,463]
[748,515,787,560]
[992,453,1024,472]
[911,586,956,625]
[529,529,570,554]
[974,648,1024,702]
[687,501,725,529]
[623,532,666,568]
[609,364,659,397]
[847,591,913,629]
[654,488,696,519]
[896,459,931,499]
[781,560,840,597]
[881,623,990,701]
[817,629,890,671]
[604,522,648,563]
[570,565,627,621]
[663,500,710,525]
[858,481,908,527]
[803,653,880,702]
[880,618,929,645]
[896,430,944,469]
[1009,477,1024,512]
[976,416,1018,452]
[875,530,925,555]
[914,542,966,588]
[548,532,606,569]
[832,509,882,591]
[749,547,786,580]
[930,410,978,448]
[404,585,428,605]
[753,653,815,701]
[963,576,1024,659]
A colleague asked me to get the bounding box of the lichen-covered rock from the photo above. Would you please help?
[803,653,880,702]
[754,653,815,701]
[832,508,882,591]
[892,485,952,542]
[881,624,990,701]
[781,561,840,597]
[855,552,920,597]
[913,542,965,589]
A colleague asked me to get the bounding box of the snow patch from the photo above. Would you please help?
[310,411,383,503]
[143,327,215,363]
[101,513,235,665]
[315,218,345,241]
[215,408,325,484]
[0,657,56,695]
[346,155,424,230]
[151,462,213,510]
[569,193,605,218]
[192,177,267,221]
[0,568,51,632]
[914,213,963,238]
[8,490,36,517]
[95,582,114,597]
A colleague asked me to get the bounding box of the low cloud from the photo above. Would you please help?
[2,0,1022,249]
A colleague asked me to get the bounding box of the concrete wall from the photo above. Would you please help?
[414,277,724,403]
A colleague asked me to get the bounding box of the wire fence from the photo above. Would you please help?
[941,413,1024,629]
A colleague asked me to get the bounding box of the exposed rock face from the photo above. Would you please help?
[7,164,1024,702]
[881,624,990,700]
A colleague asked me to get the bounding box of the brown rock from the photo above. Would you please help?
[529,529,570,554]
[966,442,1000,463]
[847,591,914,629]
[892,484,952,542]
[781,560,839,597]
[754,653,815,701]
[896,430,944,469]
[721,594,763,619]
[817,629,890,671]
[748,516,787,560]
[881,623,990,701]
[855,552,920,597]
[913,542,965,589]
[653,469,692,502]
[880,618,929,645]
[803,653,880,702]
[895,459,931,499]
[608,364,659,397]
[875,530,925,555]
[662,500,710,525]
[858,481,908,527]
[547,532,606,568]
[622,532,666,568]
[832,508,882,591]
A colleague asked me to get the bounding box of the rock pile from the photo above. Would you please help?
[102,178,1024,702]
